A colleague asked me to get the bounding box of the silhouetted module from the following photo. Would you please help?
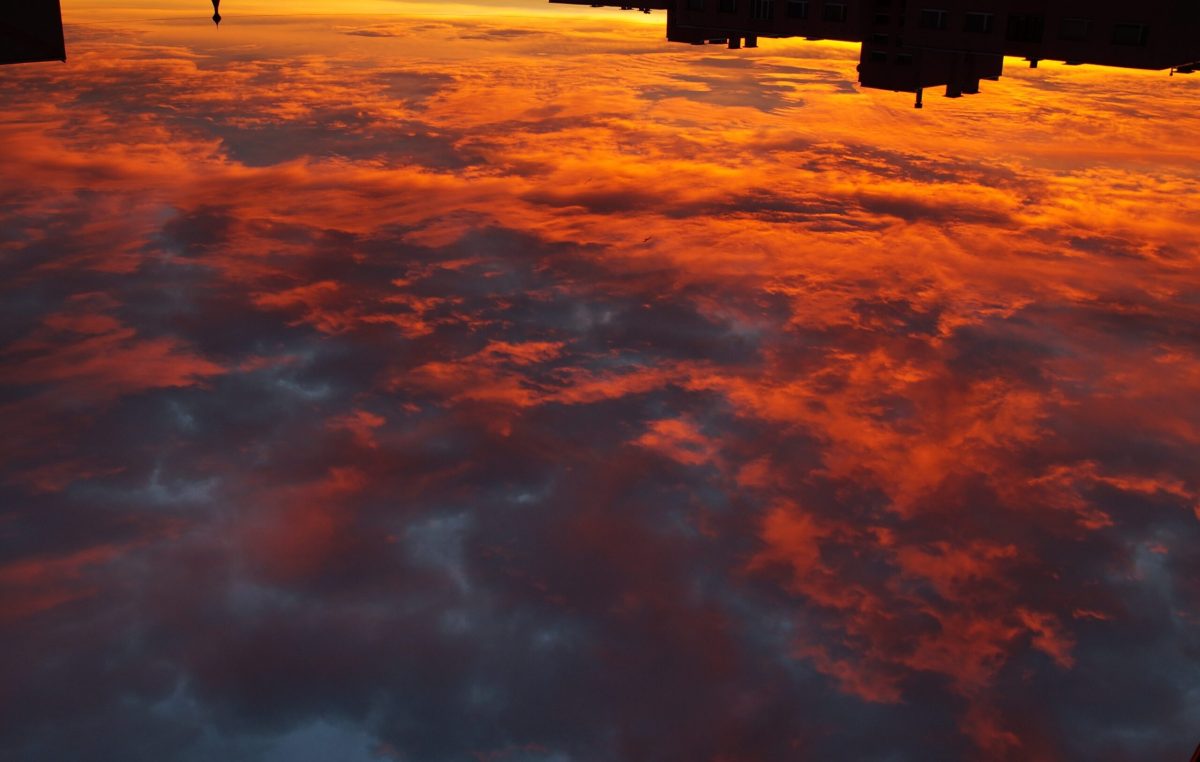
[552,0,1200,105]
[0,0,66,65]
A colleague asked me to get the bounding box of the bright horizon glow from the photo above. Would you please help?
[64,0,671,23]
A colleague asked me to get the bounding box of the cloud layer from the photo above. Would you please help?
[2,4,1200,761]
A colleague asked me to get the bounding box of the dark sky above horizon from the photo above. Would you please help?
[2,3,1200,761]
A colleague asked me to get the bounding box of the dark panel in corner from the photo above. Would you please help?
[0,0,66,65]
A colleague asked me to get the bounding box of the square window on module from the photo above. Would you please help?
[919,9,948,29]
[1111,23,1149,46]
[1059,17,1091,41]
[822,2,847,22]
[964,12,993,33]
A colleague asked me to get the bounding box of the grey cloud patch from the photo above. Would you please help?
[378,69,457,108]
[640,71,801,112]
[160,205,238,258]
[457,28,546,41]
[211,117,477,169]
[856,190,1014,225]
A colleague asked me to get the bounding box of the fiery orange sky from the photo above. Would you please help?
[2,3,1199,761]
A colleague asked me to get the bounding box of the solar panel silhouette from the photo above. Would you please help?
[1,0,66,65]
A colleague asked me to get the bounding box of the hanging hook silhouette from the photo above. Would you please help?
[212,0,221,26]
